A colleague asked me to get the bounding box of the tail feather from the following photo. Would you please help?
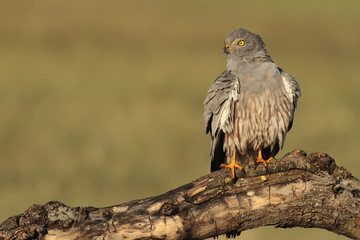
[210,131,226,172]
[261,142,280,160]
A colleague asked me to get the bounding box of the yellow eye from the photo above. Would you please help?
[238,40,245,46]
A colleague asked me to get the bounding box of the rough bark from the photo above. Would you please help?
[1,150,360,240]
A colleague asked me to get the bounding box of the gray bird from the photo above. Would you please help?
[204,28,301,178]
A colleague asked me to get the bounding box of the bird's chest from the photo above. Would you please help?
[236,89,272,122]
[229,86,289,150]
[224,61,290,151]
[234,64,283,119]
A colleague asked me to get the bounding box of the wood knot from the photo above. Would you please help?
[20,204,46,227]
[159,201,179,216]
[47,204,78,228]
[102,209,113,219]
[308,152,335,174]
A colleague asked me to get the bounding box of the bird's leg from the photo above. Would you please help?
[256,148,274,167]
[220,152,243,179]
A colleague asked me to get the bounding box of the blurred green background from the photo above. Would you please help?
[0,0,359,239]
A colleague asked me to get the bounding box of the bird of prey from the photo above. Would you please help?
[204,28,301,178]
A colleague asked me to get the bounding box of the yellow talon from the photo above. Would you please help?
[220,152,243,179]
[256,148,274,167]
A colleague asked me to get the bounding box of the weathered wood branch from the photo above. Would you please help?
[1,150,360,240]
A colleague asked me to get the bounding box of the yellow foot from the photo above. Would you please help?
[256,148,274,167]
[220,152,243,179]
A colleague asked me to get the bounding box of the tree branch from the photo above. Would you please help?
[1,150,360,240]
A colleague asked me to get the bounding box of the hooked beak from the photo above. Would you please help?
[223,43,230,55]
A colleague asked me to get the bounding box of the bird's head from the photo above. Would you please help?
[224,28,269,62]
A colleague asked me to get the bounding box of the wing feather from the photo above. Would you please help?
[279,68,301,132]
[204,70,240,171]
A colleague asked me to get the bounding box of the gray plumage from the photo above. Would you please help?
[204,28,301,172]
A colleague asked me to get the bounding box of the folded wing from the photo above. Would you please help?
[203,71,240,171]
